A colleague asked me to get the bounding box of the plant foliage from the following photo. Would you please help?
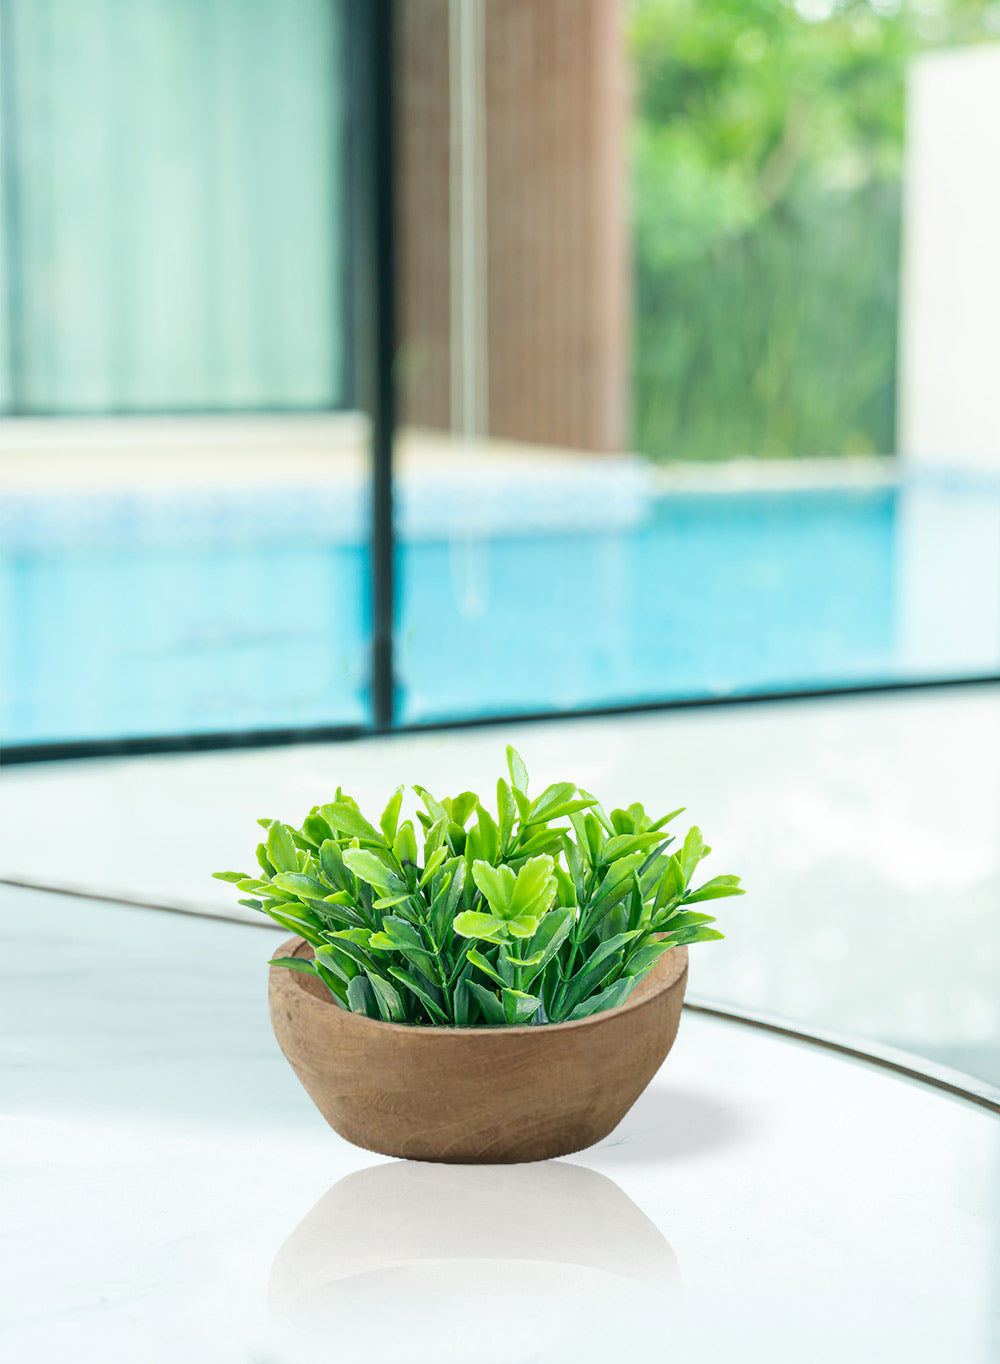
[214,747,743,1027]
[630,0,997,462]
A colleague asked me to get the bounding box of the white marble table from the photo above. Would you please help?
[2,885,998,1363]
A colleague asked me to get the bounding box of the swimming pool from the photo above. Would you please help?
[1,466,997,745]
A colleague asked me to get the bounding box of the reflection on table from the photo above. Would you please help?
[267,1159,680,1364]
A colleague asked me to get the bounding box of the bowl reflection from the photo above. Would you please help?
[268,1159,680,1363]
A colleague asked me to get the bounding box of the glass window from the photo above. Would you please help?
[4,0,1000,755]
[0,0,369,749]
[394,0,1000,725]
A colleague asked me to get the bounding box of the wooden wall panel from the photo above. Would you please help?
[396,0,628,453]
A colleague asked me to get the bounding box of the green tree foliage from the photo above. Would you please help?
[630,0,998,460]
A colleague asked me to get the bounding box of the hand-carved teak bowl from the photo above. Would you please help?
[269,935,688,1163]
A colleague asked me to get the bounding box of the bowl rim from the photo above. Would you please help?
[271,934,688,1040]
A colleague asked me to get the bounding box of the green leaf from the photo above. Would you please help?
[516,906,574,983]
[266,822,300,873]
[501,947,545,968]
[237,874,287,896]
[421,815,448,861]
[475,805,500,864]
[566,976,637,1021]
[684,875,745,903]
[508,855,557,919]
[497,778,517,851]
[580,930,640,976]
[567,809,592,864]
[312,947,355,985]
[512,829,565,861]
[662,925,725,946]
[315,933,377,979]
[259,906,325,943]
[319,840,352,891]
[419,845,448,888]
[533,797,599,824]
[449,791,479,827]
[585,852,645,917]
[270,872,330,901]
[365,971,406,1023]
[525,782,577,824]
[471,861,516,915]
[560,932,639,1014]
[255,842,276,877]
[506,745,529,794]
[453,910,509,942]
[413,785,448,825]
[563,834,586,902]
[649,807,685,832]
[372,892,414,911]
[600,831,674,863]
[379,787,404,844]
[466,947,508,989]
[626,881,647,933]
[268,956,319,977]
[657,909,717,931]
[237,897,263,911]
[393,821,418,872]
[463,823,482,866]
[582,813,606,862]
[609,807,633,835]
[467,979,506,1025]
[321,801,383,845]
[342,847,406,896]
[426,868,454,947]
[446,937,472,987]
[387,966,449,1023]
[623,938,675,979]
[654,854,686,912]
[452,971,471,1026]
[312,944,358,983]
[553,866,577,909]
[313,959,350,1004]
[506,914,541,939]
[368,916,435,960]
[302,812,334,847]
[679,826,709,883]
[346,975,380,1018]
[212,870,247,883]
[430,858,466,946]
[638,850,672,898]
[502,988,542,1025]
[576,789,615,835]
[335,927,376,946]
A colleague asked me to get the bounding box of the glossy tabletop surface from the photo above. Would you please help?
[2,884,999,1363]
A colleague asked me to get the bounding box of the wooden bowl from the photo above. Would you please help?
[269,935,688,1163]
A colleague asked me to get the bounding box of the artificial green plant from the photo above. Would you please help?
[214,747,743,1027]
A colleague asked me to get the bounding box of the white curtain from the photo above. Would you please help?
[1,0,345,412]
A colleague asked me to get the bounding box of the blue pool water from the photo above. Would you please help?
[0,473,996,745]
[399,487,898,722]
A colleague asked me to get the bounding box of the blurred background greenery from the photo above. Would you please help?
[629,0,1000,461]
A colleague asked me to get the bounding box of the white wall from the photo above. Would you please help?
[899,45,1000,468]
